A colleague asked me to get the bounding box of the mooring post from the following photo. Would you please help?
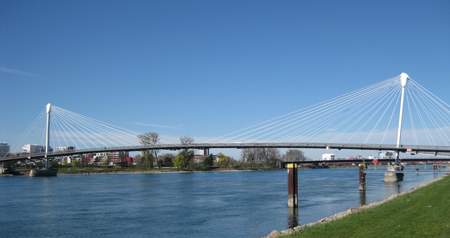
[359,165,366,191]
[287,163,298,207]
[287,207,299,229]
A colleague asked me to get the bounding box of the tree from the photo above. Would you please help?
[241,148,280,167]
[49,159,58,168]
[163,154,174,167]
[174,153,186,168]
[137,132,161,168]
[103,154,111,167]
[176,136,195,168]
[174,150,194,168]
[282,149,308,161]
[241,148,256,167]
[265,148,281,167]
[203,154,214,168]
[134,155,143,168]
[142,151,154,169]
[157,159,164,168]
[217,153,231,168]
[180,135,194,145]
[254,148,266,163]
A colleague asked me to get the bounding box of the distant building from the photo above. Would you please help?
[154,155,166,165]
[0,142,10,157]
[193,155,204,164]
[110,151,129,164]
[378,151,396,159]
[93,151,129,164]
[55,146,75,152]
[198,149,210,156]
[22,144,53,153]
[193,154,216,164]
[322,153,335,160]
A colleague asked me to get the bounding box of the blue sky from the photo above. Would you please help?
[1,0,449,159]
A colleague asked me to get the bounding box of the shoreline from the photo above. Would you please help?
[265,172,450,238]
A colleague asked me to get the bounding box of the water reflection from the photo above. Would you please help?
[287,207,299,229]
[434,172,440,179]
[359,190,366,206]
[385,182,401,197]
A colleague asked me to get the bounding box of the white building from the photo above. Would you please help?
[322,153,335,160]
[0,142,10,157]
[55,146,75,152]
[378,151,396,159]
[22,144,53,153]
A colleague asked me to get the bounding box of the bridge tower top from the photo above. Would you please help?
[46,103,51,114]
[400,72,409,87]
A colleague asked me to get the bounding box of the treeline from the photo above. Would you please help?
[135,132,310,170]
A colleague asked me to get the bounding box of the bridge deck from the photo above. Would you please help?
[2,142,450,162]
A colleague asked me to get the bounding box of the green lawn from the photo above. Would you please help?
[282,174,450,238]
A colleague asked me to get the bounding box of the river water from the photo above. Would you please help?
[0,166,447,237]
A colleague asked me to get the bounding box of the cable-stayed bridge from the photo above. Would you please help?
[2,73,450,163]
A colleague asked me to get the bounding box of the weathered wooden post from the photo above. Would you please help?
[359,190,366,207]
[359,165,366,191]
[287,207,299,228]
[287,163,298,207]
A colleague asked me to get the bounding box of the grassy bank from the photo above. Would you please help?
[281,174,450,238]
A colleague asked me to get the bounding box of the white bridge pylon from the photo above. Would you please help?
[8,105,146,154]
[396,72,409,149]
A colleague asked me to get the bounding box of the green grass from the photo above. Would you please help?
[283,175,450,238]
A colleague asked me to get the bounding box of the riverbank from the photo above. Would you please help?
[266,173,450,238]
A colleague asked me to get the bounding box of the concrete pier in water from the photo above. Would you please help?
[384,165,404,182]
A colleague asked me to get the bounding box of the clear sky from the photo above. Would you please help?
[1,0,449,159]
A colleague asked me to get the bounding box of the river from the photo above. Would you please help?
[0,166,447,237]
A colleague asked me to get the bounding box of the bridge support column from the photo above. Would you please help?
[200,148,209,156]
[359,165,366,191]
[384,164,404,182]
[287,163,298,208]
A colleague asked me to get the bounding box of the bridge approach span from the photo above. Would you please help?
[2,142,450,162]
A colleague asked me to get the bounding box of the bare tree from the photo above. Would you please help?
[241,148,254,163]
[241,148,281,167]
[241,148,258,167]
[282,149,308,161]
[180,136,194,145]
[266,148,281,160]
[265,148,281,166]
[137,132,161,168]
[240,148,249,162]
